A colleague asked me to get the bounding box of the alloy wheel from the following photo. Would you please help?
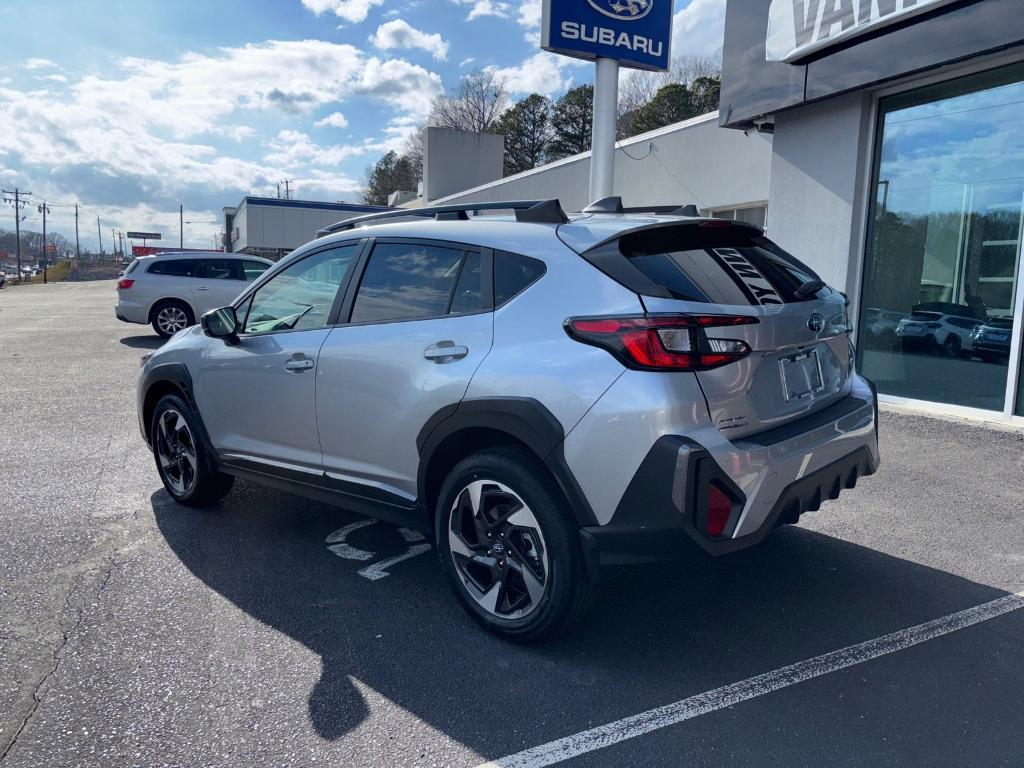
[156,409,198,496]
[448,479,549,619]
[156,306,189,335]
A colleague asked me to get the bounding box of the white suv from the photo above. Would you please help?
[116,252,273,337]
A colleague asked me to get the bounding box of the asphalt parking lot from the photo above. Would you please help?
[1,280,1023,768]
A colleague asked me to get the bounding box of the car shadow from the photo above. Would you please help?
[152,481,1016,759]
[120,334,164,350]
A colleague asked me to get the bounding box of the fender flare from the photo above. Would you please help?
[416,397,597,527]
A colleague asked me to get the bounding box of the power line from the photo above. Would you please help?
[2,188,32,283]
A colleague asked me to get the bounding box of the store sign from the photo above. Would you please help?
[126,231,161,240]
[766,0,960,63]
[541,0,673,71]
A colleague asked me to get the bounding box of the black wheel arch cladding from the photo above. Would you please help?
[417,397,598,527]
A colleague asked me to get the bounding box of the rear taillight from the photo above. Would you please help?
[565,314,757,372]
[117,279,135,290]
[705,483,733,537]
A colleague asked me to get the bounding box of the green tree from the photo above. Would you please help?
[495,93,553,176]
[361,151,417,206]
[689,75,721,116]
[631,82,693,135]
[548,84,593,160]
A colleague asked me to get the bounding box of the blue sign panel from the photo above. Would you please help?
[541,0,673,72]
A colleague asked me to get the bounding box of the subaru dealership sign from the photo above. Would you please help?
[766,0,961,63]
[541,0,673,72]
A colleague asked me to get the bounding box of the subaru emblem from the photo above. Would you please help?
[587,0,653,21]
[807,313,824,334]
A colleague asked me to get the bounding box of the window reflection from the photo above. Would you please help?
[859,65,1024,412]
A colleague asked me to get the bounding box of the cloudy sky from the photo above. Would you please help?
[0,0,725,252]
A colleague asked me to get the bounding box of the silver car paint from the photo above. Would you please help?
[316,311,494,499]
[139,213,877,550]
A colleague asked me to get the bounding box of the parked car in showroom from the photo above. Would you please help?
[116,252,273,338]
[970,316,1014,362]
[136,198,879,641]
[895,304,982,356]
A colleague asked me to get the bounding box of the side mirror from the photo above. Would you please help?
[201,306,239,343]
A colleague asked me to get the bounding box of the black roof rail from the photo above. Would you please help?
[316,199,552,237]
[581,199,703,216]
[514,199,569,224]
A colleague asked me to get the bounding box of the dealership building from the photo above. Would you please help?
[716,0,1024,424]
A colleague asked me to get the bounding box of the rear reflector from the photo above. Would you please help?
[117,279,135,290]
[565,314,756,372]
[706,483,733,537]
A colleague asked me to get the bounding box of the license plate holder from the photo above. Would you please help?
[780,349,824,402]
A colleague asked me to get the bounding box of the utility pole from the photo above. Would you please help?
[3,188,32,283]
[280,179,293,200]
[179,203,184,249]
[74,203,81,259]
[97,216,103,259]
[38,201,51,284]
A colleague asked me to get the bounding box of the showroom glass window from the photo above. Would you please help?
[858,64,1024,413]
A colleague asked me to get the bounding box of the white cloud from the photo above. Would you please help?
[23,58,58,70]
[517,0,541,29]
[489,52,572,97]
[459,57,476,68]
[370,19,449,60]
[452,0,511,21]
[672,0,726,58]
[314,111,350,128]
[264,128,397,167]
[40,74,69,83]
[300,0,385,23]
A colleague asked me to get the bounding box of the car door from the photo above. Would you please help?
[190,258,250,315]
[193,242,361,473]
[316,239,494,502]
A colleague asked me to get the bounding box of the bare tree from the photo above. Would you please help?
[429,69,508,133]
[617,52,723,138]
[403,127,424,186]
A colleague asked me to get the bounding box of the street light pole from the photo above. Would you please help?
[180,204,183,249]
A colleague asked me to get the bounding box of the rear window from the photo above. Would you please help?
[148,259,197,277]
[908,312,941,321]
[619,225,826,305]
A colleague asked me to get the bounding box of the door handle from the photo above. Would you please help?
[194,286,210,292]
[424,341,469,362]
[284,357,314,372]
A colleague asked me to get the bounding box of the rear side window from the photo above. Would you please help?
[123,259,140,275]
[620,225,826,306]
[197,259,243,280]
[495,251,545,306]
[350,242,470,323]
[148,259,197,277]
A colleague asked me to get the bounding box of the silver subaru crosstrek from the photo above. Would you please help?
[137,199,879,641]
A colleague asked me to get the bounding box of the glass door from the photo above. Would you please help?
[859,63,1024,414]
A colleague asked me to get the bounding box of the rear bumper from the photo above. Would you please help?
[116,299,148,324]
[580,379,879,572]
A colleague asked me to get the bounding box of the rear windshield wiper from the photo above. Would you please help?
[794,279,827,300]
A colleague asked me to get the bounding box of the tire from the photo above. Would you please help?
[151,394,234,507]
[434,447,598,642]
[151,300,194,339]
[941,334,961,357]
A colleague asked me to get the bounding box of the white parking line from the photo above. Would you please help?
[476,590,1024,768]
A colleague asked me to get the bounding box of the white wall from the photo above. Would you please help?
[236,202,365,252]
[431,112,773,214]
[423,127,505,203]
[766,92,875,295]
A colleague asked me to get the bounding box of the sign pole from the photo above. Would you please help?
[589,56,619,204]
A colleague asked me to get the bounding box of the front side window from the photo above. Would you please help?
[242,245,356,334]
[148,259,197,277]
[350,242,471,323]
[242,260,270,282]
